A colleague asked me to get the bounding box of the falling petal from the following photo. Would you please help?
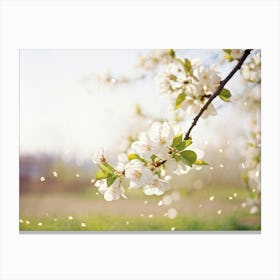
[38,222,43,226]
[40,177,45,182]
[163,195,172,206]
[171,227,176,231]
[217,209,222,215]
[250,206,258,214]
[81,222,87,227]
[209,195,215,201]
[53,171,58,177]
[68,216,73,220]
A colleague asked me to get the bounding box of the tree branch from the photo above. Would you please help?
[184,49,253,140]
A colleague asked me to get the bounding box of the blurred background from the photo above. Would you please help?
[19,49,261,231]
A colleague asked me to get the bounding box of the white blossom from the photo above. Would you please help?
[93,148,106,164]
[143,176,170,196]
[164,158,191,175]
[104,183,127,202]
[131,132,155,159]
[95,179,126,201]
[116,153,128,172]
[125,159,153,189]
[149,122,174,157]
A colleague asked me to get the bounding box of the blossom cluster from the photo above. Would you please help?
[240,52,261,83]
[93,122,206,201]
[155,57,221,117]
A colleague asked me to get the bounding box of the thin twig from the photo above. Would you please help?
[184,49,253,140]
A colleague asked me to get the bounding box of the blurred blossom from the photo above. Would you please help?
[241,52,261,83]
[250,206,259,215]
[163,194,172,206]
[167,208,177,219]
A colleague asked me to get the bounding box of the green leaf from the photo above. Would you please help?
[219,88,232,102]
[180,150,197,167]
[172,134,182,147]
[168,49,175,59]
[175,93,186,109]
[184,58,192,73]
[128,154,146,164]
[107,175,117,187]
[95,170,108,180]
[177,58,192,74]
[195,160,209,166]
[223,49,232,54]
[176,138,192,151]
[99,162,115,175]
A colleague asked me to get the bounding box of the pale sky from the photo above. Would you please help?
[20,49,248,162]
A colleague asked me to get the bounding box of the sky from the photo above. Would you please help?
[20,49,249,162]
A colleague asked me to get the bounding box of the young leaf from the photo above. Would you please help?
[128,153,146,164]
[175,93,186,109]
[184,58,192,73]
[107,175,117,187]
[168,49,175,59]
[195,159,209,166]
[99,162,115,175]
[219,88,232,102]
[223,49,232,54]
[180,150,197,167]
[172,134,182,148]
[95,170,108,180]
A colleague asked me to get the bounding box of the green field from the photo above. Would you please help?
[19,183,260,232]
[19,212,260,231]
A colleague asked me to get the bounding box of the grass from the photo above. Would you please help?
[19,212,261,232]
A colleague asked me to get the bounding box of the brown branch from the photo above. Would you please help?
[184,49,253,140]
